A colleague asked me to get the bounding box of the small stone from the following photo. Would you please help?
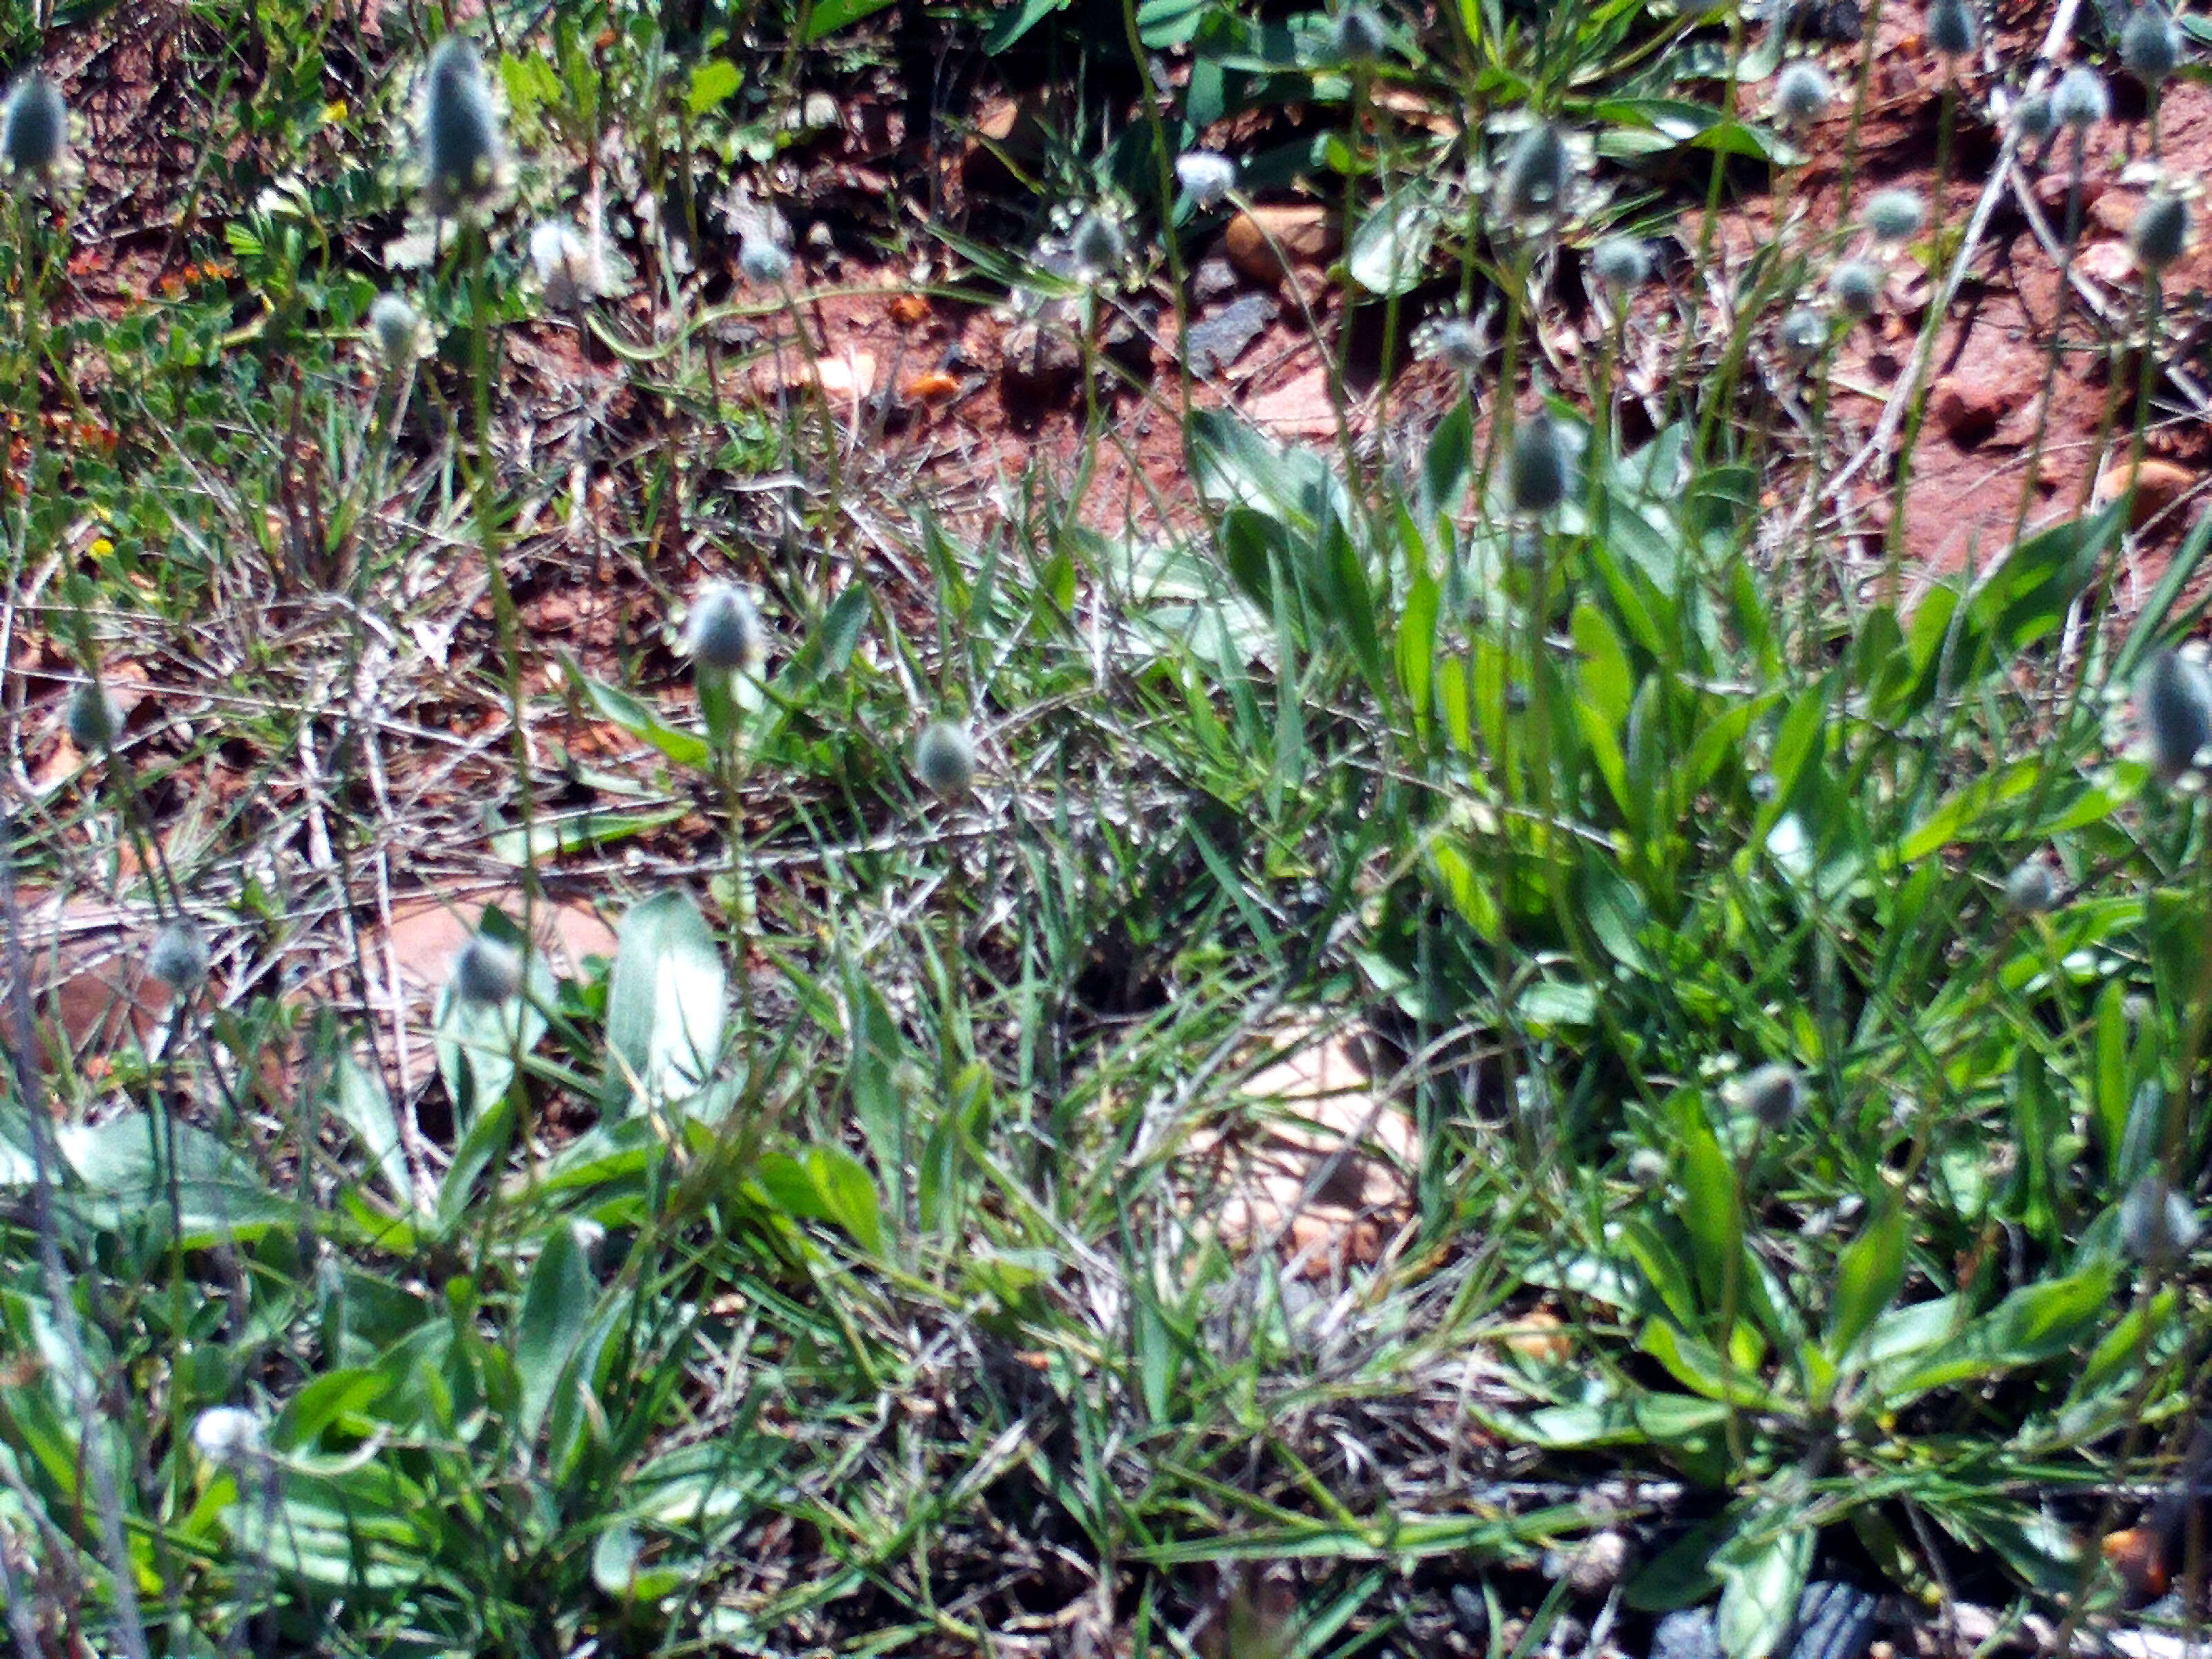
[1930,373,2009,445]
[2090,192,2138,238]
[1450,1584,1488,1640]
[1190,256,1240,302]
[999,319,1083,402]
[2096,456,2195,528]
[2034,173,2109,214]
[1652,1608,1723,1659]
[1561,1530,1633,1597]
[1789,1583,1881,1659]
[2077,240,2139,285]
[2102,1526,2171,1601]
[1501,1306,1571,1365]
[1221,204,1342,288]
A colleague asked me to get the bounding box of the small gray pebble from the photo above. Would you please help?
[1788,1583,1880,1659]
[1190,256,1240,302]
[1450,1584,1488,1640]
[1651,1608,1723,1659]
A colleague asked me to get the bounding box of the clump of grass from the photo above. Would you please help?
[15,1,2212,1654]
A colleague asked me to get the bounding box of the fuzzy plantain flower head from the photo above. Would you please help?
[418,37,507,216]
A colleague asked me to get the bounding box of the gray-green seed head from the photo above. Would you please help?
[2139,648,2212,777]
[1331,5,1388,59]
[1830,259,1882,317]
[1174,151,1237,208]
[421,37,502,214]
[1732,1061,1804,1129]
[1781,304,1828,362]
[1626,1147,1670,1186]
[1928,0,1978,56]
[915,721,977,800]
[2119,1172,2200,1264]
[148,921,209,992]
[684,582,767,673]
[1590,234,1651,292]
[66,682,121,751]
[450,934,523,1006]
[1069,212,1127,283]
[2012,89,2054,140]
[368,293,426,368]
[2003,859,2058,914]
[1508,411,1572,515]
[1499,122,1574,225]
[2130,189,2191,271]
[1,74,66,178]
[1423,317,1485,368]
[1864,187,1927,246]
[2052,66,2110,129]
[2121,6,2182,83]
[1773,61,1835,126]
[189,1407,265,1468]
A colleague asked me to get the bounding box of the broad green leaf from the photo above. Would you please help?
[1677,1115,1742,1309]
[803,0,897,40]
[685,58,740,115]
[1347,187,1443,297]
[514,1221,598,1439]
[1826,1199,1906,1364]
[1714,1520,1812,1659]
[605,890,728,1112]
[51,1115,292,1248]
[560,655,711,769]
[1397,565,1439,740]
[326,1052,416,1210]
[755,1146,884,1254]
[1874,1263,2116,1403]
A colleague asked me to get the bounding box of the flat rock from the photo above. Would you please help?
[1185,293,1276,377]
[746,343,876,401]
[2034,173,2110,216]
[2077,239,2138,285]
[1222,204,1341,288]
[1244,364,1338,440]
[378,892,618,1004]
[2090,190,2138,238]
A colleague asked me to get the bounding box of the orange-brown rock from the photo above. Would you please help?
[2096,456,2197,528]
[1221,205,1341,288]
